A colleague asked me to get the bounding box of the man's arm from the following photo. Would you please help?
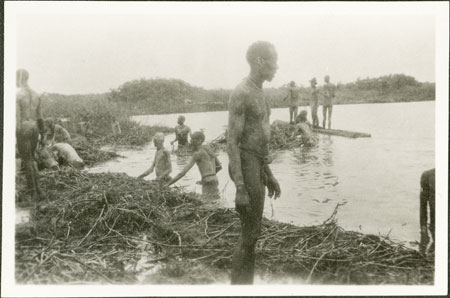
[167,156,196,186]
[283,89,290,101]
[263,163,281,199]
[16,97,22,130]
[214,155,222,173]
[171,129,178,145]
[36,95,46,147]
[138,155,156,178]
[227,92,246,187]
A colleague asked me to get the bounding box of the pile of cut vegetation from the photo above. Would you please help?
[92,121,174,147]
[16,169,433,284]
[209,122,304,152]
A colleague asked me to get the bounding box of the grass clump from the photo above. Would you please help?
[16,169,433,285]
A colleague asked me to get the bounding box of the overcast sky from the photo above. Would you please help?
[16,12,435,94]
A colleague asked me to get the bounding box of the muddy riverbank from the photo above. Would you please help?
[15,168,433,285]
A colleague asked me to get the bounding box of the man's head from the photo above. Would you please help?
[177,115,186,125]
[297,110,308,123]
[290,81,296,87]
[324,75,330,83]
[310,77,317,87]
[246,41,278,82]
[153,132,165,148]
[16,69,29,88]
[190,131,205,148]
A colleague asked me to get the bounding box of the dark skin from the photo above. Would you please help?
[322,76,335,129]
[419,168,435,255]
[228,44,281,284]
[310,80,319,127]
[16,70,47,201]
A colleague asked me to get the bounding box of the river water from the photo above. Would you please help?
[89,101,434,246]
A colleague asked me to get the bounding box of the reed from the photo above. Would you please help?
[16,169,433,285]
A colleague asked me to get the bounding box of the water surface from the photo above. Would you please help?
[89,101,435,245]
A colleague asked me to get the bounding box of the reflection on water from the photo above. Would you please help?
[89,101,434,245]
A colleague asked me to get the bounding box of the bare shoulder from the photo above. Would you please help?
[16,88,28,102]
[229,79,250,113]
[162,148,171,157]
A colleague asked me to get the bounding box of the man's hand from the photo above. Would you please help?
[266,175,281,199]
[170,141,175,145]
[235,185,251,215]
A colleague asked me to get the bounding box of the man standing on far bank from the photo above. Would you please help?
[227,41,281,284]
[322,75,336,129]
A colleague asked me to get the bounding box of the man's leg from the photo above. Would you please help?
[289,107,293,123]
[429,171,435,252]
[429,192,435,253]
[328,105,333,129]
[293,106,298,123]
[17,126,42,201]
[322,106,327,128]
[231,152,265,284]
[419,180,429,254]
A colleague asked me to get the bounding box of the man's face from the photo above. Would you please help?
[177,117,184,125]
[259,48,278,82]
[190,137,202,148]
[153,138,164,148]
[324,76,330,83]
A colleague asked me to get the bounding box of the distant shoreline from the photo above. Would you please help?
[43,74,435,117]
[130,98,435,116]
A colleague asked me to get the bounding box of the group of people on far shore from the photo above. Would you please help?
[284,75,336,129]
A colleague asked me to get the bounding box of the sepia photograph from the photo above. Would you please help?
[2,1,449,296]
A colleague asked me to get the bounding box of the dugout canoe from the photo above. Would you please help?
[312,127,371,138]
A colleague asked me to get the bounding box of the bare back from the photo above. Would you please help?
[16,87,41,129]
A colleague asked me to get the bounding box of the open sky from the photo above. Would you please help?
[15,5,435,94]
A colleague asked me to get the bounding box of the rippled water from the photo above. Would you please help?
[89,101,434,245]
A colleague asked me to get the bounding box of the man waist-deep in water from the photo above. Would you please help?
[227,41,281,284]
[167,131,222,202]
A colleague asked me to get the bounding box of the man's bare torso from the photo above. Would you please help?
[287,86,300,107]
[154,148,171,178]
[193,146,216,179]
[322,83,336,106]
[175,125,190,145]
[16,87,40,126]
[231,78,271,156]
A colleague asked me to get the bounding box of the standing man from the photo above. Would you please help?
[321,75,336,129]
[16,69,46,200]
[309,77,319,127]
[283,81,300,124]
[171,115,192,149]
[227,41,281,284]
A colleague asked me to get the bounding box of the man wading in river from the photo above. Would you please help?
[227,41,281,284]
[171,115,192,149]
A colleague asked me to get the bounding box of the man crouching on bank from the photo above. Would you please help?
[227,41,281,284]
